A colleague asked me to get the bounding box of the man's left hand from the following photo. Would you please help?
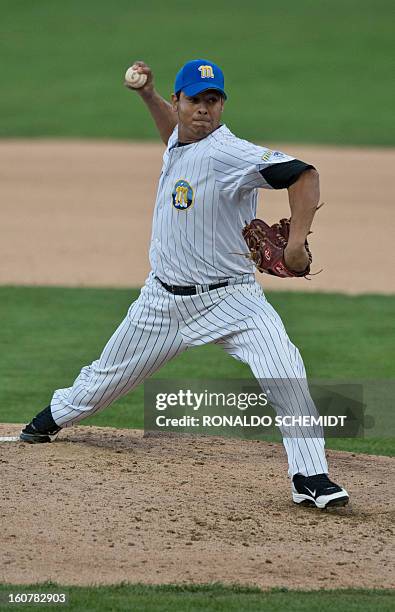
[283,243,310,273]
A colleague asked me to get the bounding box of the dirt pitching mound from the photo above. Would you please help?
[1,424,393,589]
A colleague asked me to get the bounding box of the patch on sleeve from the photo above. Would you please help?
[262,150,294,163]
[261,149,272,161]
[271,151,290,160]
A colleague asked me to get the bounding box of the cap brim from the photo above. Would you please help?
[180,83,227,99]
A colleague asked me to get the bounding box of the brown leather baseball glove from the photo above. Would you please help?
[242,217,313,278]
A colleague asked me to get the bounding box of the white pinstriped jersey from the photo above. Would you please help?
[149,124,295,285]
[51,129,328,478]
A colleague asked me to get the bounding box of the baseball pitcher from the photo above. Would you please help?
[20,59,349,509]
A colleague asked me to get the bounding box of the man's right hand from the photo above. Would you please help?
[124,60,155,97]
[124,59,177,145]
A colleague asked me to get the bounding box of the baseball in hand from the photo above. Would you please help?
[125,66,147,89]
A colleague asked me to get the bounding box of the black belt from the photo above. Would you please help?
[156,276,229,296]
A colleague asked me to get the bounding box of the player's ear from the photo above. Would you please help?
[171,93,179,112]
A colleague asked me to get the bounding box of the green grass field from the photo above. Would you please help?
[0,584,393,612]
[1,286,393,455]
[1,0,394,145]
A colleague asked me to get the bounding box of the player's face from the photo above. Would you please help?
[172,90,224,142]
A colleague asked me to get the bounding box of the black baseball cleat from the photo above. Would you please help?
[20,423,61,443]
[20,406,62,444]
[292,473,349,509]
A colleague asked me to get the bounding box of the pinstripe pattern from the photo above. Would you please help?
[51,275,327,477]
[149,125,296,285]
[49,125,327,478]
[51,277,188,426]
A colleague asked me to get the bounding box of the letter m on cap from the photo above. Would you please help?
[198,65,214,78]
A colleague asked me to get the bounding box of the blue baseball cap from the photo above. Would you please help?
[174,59,227,98]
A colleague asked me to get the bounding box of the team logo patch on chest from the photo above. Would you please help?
[172,179,194,210]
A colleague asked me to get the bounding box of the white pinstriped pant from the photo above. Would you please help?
[51,273,328,477]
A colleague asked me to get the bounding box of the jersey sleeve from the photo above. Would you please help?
[167,125,179,150]
[260,159,315,189]
[211,136,313,190]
